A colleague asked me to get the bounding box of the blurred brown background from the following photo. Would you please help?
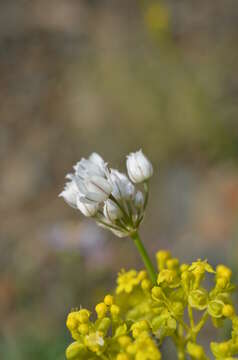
[1,1,238,359]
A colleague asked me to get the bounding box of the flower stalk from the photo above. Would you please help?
[131,231,157,285]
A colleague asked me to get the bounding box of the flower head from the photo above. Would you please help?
[60,150,154,238]
[126,150,153,183]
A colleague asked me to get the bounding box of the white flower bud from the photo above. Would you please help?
[76,196,99,217]
[134,191,144,209]
[103,199,123,222]
[126,150,153,183]
[59,179,79,208]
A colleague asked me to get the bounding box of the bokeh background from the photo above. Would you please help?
[1,1,238,359]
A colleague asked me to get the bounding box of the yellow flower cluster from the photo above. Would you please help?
[116,270,147,294]
[65,250,237,359]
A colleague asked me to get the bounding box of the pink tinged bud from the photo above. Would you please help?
[126,150,153,183]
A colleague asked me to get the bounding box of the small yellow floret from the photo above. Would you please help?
[104,294,114,306]
[222,304,235,318]
[166,258,179,269]
[219,342,229,353]
[216,265,232,280]
[117,353,129,360]
[78,323,89,335]
[131,320,149,338]
[116,269,141,294]
[66,312,78,331]
[126,343,137,355]
[141,279,152,291]
[156,250,171,271]
[138,270,147,281]
[180,263,189,272]
[95,302,107,319]
[118,336,132,348]
[84,331,105,354]
[187,342,205,359]
[110,304,120,317]
[77,309,90,323]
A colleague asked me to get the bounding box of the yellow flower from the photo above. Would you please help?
[95,302,108,319]
[116,269,141,294]
[104,294,114,306]
[216,265,232,280]
[84,331,105,354]
[156,250,171,271]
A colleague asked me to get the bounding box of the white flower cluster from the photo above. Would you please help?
[59,150,153,237]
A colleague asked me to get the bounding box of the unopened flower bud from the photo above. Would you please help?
[166,258,179,270]
[103,199,123,222]
[216,265,232,280]
[77,309,90,323]
[78,323,89,335]
[156,250,171,271]
[66,313,78,331]
[95,302,107,319]
[104,294,114,306]
[110,304,120,317]
[222,304,235,318]
[134,191,144,208]
[66,341,86,359]
[187,342,206,359]
[126,150,153,183]
[97,317,111,333]
[118,336,132,348]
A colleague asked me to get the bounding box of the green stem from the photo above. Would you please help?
[188,305,195,328]
[131,231,157,285]
[143,181,149,211]
[110,195,131,224]
[193,311,208,334]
